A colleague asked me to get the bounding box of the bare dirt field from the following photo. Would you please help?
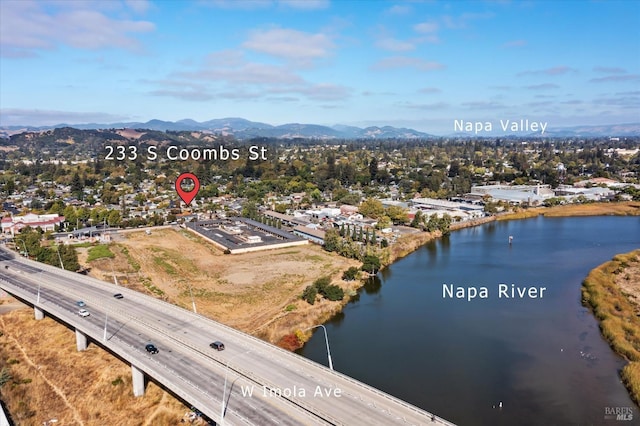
[81,228,361,345]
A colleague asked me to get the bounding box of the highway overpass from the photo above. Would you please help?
[0,246,454,425]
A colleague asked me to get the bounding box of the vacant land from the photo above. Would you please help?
[0,309,198,425]
[80,228,360,345]
[581,249,640,405]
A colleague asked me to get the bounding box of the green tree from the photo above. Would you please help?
[358,198,385,219]
[301,285,318,305]
[323,228,341,252]
[361,254,381,274]
[386,205,408,224]
[342,266,359,281]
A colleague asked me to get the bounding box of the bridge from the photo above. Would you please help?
[0,246,454,425]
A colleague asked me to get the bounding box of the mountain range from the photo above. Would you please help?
[1,118,639,139]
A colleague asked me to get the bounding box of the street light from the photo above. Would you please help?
[109,257,119,286]
[14,238,28,258]
[103,311,108,342]
[220,350,252,425]
[188,284,197,314]
[55,245,65,270]
[305,325,333,370]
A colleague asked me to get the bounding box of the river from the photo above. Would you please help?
[298,216,640,425]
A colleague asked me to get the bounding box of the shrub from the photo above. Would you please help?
[301,285,317,305]
[342,266,359,281]
[313,276,331,293]
[323,285,344,301]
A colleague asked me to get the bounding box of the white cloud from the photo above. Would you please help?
[386,5,412,15]
[0,0,155,57]
[375,37,416,52]
[125,0,152,14]
[242,27,334,65]
[413,21,439,34]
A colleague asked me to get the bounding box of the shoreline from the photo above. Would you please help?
[581,249,640,406]
[295,201,640,349]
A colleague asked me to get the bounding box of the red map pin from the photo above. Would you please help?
[175,172,200,206]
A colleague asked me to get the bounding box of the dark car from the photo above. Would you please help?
[113,293,124,299]
[145,343,159,354]
[76,300,86,307]
[210,341,225,351]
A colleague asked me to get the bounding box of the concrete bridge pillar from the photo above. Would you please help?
[34,306,44,320]
[75,329,88,351]
[131,364,146,397]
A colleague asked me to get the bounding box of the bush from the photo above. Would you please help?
[323,284,344,301]
[314,276,331,293]
[361,254,381,274]
[301,285,317,305]
[342,266,359,281]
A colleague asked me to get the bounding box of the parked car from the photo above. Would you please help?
[145,343,159,354]
[113,293,124,299]
[78,309,90,317]
[76,301,86,307]
[210,341,225,351]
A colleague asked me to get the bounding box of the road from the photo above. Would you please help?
[0,247,454,425]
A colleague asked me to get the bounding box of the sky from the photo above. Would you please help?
[0,0,639,134]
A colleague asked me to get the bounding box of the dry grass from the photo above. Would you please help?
[581,249,640,405]
[0,309,197,425]
[499,201,640,221]
[84,228,360,345]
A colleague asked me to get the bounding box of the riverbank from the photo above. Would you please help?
[497,201,640,221]
[581,249,640,405]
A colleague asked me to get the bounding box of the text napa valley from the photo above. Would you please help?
[454,119,548,135]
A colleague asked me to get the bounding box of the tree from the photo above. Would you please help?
[323,285,344,301]
[241,201,258,219]
[358,198,385,219]
[301,285,317,305]
[342,266,359,281]
[369,157,378,181]
[323,229,341,252]
[70,172,83,198]
[386,205,408,224]
[361,254,381,274]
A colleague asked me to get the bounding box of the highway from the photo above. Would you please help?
[0,246,454,425]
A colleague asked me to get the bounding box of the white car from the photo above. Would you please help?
[78,309,90,317]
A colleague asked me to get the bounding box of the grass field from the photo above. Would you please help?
[581,249,640,405]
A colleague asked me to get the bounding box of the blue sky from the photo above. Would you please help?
[1,0,639,134]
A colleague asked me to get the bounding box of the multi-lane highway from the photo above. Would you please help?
[0,246,454,425]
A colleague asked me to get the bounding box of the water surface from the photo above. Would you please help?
[299,216,640,425]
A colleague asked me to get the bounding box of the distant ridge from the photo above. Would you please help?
[1,118,638,139]
[0,118,435,140]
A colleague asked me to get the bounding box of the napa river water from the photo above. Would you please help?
[298,216,640,425]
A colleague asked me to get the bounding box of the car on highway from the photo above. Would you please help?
[113,293,124,299]
[76,300,86,307]
[78,309,90,317]
[210,341,225,351]
[145,343,159,354]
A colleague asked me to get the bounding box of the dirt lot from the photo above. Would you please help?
[80,228,360,344]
